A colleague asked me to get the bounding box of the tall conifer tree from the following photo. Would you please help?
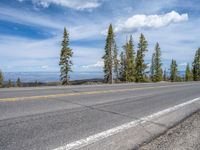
[124,35,135,82]
[170,59,178,82]
[8,79,12,88]
[103,24,115,84]
[16,77,22,87]
[185,63,192,81]
[163,68,167,81]
[150,53,155,81]
[135,33,148,82]
[0,70,3,88]
[152,43,163,82]
[59,27,73,85]
[113,43,119,80]
[119,52,126,81]
[192,48,200,81]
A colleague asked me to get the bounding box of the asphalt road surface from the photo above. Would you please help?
[0,82,200,150]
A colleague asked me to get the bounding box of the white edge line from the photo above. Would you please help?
[53,97,200,150]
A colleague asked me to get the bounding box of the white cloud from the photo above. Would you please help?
[0,35,104,72]
[0,6,105,40]
[93,60,104,67]
[0,36,59,59]
[82,60,104,69]
[41,65,49,69]
[0,35,60,71]
[115,11,188,33]
[179,62,187,66]
[19,0,102,10]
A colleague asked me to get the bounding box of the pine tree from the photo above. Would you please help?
[16,77,22,87]
[0,70,3,88]
[34,80,38,87]
[103,24,115,84]
[192,48,200,81]
[135,33,148,82]
[150,53,155,81]
[170,59,178,82]
[124,35,135,82]
[185,63,192,81]
[152,43,163,82]
[163,68,167,81]
[59,27,73,85]
[119,52,126,81]
[8,79,12,88]
[113,43,119,80]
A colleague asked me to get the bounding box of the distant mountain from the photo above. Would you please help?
[4,72,104,82]
[3,70,185,83]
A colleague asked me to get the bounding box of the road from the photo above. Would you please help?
[0,82,200,150]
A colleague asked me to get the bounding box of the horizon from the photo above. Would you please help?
[3,70,186,83]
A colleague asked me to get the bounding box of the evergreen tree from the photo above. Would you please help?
[135,33,148,82]
[34,80,38,87]
[8,79,12,88]
[185,63,192,81]
[152,43,163,82]
[170,59,178,82]
[124,35,135,82]
[192,48,200,81]
[103,24,115,84]
[59,27,73,85]
[16,77,22,87]
[150,53,155,81]
[0,70,3,88]
[113,43,119,80]
[119,52,126,81]
[163,68,167,81]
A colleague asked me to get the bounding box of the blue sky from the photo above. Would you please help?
[0,0,199,73]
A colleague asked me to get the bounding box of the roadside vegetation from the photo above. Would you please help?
[0,70,3,88]
[102,24,200,84]
[0,25,200,87]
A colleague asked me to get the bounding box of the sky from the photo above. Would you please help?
[0,0,199,73]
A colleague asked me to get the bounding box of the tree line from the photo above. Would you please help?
[0,75,22,88]
[0,25,200,87]
[102,24,200,84]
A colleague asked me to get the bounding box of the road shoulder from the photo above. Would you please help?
[139,110,200,150]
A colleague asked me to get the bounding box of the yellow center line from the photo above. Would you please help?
[0,84,194,102]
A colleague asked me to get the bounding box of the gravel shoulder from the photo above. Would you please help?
[139,110,200,150]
